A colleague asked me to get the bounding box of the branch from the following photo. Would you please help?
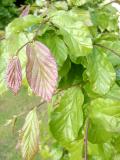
[36,101,46,109]
[94,43,120,58]
[6,83,81,124]
[99,0,117,8]
[104,0,116,5]
[15,17,50,56]
[84,118,89,160]
[54,83,81,95]
[0,37,5,41]
[16,41,32,56]
[14,101,46,120]
[32,17,49,40]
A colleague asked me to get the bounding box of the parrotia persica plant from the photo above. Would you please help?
[1,0,120,159]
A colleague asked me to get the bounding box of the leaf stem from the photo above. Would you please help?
[0,36,5,41]
[55,83,81,95]
[16,41,32,56]
[15,17,50,56]
[32,16,50,40]
[84,118,89,160]
[15,101,46,119]
[94,43,120,58]
[6,83,82,125]
[36,101,46,108]
[99,0,116,8]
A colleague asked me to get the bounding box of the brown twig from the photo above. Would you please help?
[6,82,82,123]
[0,37,5,41]
[99,0,118,8]
[36,101,46,108]
[104,0,116,6]
[54,83,81,95]
[14,100,46,119]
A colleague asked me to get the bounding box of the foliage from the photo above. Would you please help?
[0,0,18,30]
[1,0,120,160]
[0,0,35,30]
[20,108,40,160]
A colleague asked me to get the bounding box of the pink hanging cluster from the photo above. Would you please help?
[6,41,58,102]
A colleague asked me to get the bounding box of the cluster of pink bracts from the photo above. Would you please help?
[6,41,58,102]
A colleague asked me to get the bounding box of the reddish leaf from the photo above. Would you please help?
[20,5,30,17]
[26,41,58,101]
[6,56,22,94]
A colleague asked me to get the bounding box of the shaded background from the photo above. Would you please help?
[0,1,45,159]
[0,88,42,159]
[0,0,34,30]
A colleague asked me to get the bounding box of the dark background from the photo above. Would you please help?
[0,0,35,29]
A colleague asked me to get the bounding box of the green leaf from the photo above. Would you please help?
[6,15,42,37]
[89,98,120,143]
[115,66,120,86]
[112,135,120,154]
[88,119,112,143]
[69,140,83,160]
[88,142,101,157]
[69,8,93,26]
[86,47,116,95]
[91,6,118,32]
[39,31,68,69]
[67,0,90,6]
[88,142,116,160]
[59,63,84,89]
[53,1,68,10]
[59,58,71,78]
[116,66,120,80]
[50,143,63,160]
[84,83,120,101]
[49,87,84,147]
[20,108,39,160]
[106,84,120,101]
[107,52,120,67]
[95,33,120,66]
[50,10,92,60]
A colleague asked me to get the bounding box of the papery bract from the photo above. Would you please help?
[6,56,22,94]
[26,41,58,101]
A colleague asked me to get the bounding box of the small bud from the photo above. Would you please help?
[20,5,30,17]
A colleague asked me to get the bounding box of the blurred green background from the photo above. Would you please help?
[0,1,41,159]
[0,1,63,159]
[0,88,42,159]
[0,0,35,30]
